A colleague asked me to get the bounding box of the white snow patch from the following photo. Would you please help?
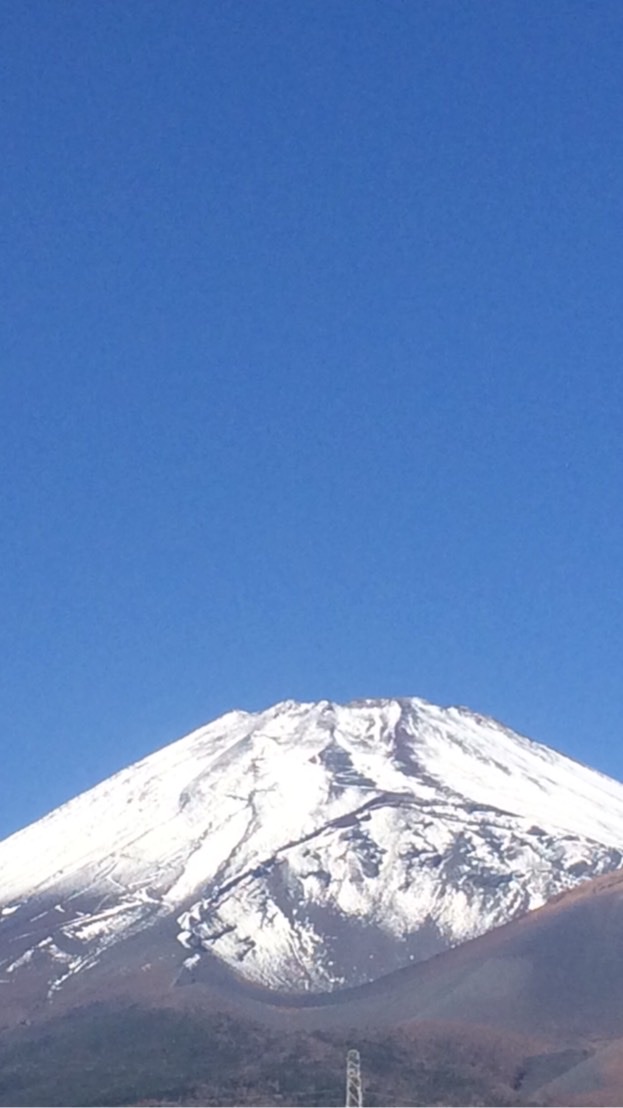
[0,903,21,917]
[6,948,34,974]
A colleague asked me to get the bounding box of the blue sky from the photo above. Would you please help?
[2,1,623,838]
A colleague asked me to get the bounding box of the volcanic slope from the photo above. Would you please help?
[2,697,623,1004]
[5,869,623,1105]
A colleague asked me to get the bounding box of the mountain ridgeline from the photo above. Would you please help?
[1,696,623,1000]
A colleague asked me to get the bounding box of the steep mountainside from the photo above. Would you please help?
[2,697,623,1002]
[6,870,623,1105]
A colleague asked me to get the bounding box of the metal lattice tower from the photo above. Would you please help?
[345,1048,363,1108]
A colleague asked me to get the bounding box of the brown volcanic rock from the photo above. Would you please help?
[4,870,623,1104]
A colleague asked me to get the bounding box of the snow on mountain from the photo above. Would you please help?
[2,696,623,997]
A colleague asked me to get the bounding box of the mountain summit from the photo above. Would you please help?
[2,697,623,1001]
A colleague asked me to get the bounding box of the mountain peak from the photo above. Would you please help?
[1,696,623,1000]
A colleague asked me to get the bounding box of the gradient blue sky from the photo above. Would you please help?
[2,1,623,838]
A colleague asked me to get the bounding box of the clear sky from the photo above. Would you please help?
[2,1,623,839]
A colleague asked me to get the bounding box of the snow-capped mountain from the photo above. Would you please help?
[2,696,623,999]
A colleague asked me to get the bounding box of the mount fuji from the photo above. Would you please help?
[2,696,623,1007]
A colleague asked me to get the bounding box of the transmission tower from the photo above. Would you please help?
[345,1048,363,1108]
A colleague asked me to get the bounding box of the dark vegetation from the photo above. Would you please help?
[0,1002,531,1106]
